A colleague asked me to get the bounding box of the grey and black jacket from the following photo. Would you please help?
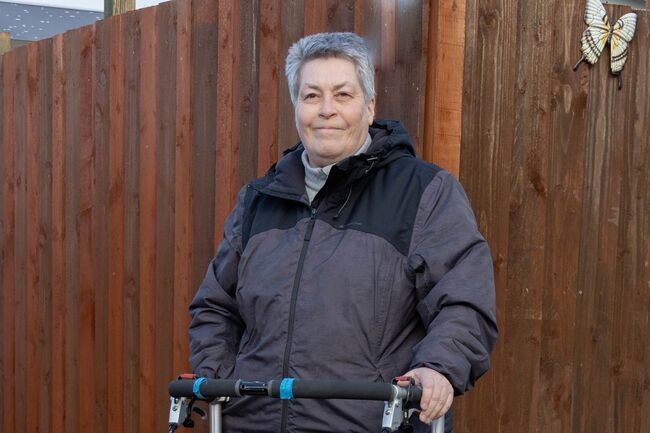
[189,119,497,433]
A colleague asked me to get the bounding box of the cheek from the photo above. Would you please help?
[346,109,368,130]
[295,106,313,130]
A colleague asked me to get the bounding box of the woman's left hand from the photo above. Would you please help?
[397,367,453,424]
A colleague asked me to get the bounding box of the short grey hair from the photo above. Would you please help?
[285,32,375,105]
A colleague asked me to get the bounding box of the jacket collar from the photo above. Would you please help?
[253,119,415,202]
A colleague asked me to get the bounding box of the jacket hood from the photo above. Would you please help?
[336,118,415,170]
[256,119,415,201]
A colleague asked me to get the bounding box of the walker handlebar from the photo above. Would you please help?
[168,378,422,406]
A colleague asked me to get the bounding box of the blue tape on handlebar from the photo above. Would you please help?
[193,377,207,400]
[279,378,295,400]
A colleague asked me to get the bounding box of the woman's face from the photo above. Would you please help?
[294,57,375,168]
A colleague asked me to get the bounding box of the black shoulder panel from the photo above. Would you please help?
[241,185,310,249]
[319,158,440,256]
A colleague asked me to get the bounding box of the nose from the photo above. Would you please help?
[318,95,336,119]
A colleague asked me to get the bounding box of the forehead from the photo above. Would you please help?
[299,57,361,89]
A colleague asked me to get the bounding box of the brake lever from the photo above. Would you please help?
[381,377,444,433]
[381,377,418,433]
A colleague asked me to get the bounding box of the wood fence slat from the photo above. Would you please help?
[138,6,158,433]
[276,0,302,157]
[397,0,428,154]
[14,44,28,433]
[155,3,177,432]
[426,0,465,175]
[257,0,281,176]
[191,0,218,282]
[0,31,10,55]
[26,41,41,433]
[325,0,354,32]
[50,34,65,433]
[93,17,112,433]
[355,0,381,137]
[122,10,141,433]
[173,0,193,378]
[0,47,5,433]
[365,0,426,154]
[456,0,519,431]
[63,28,81,433]
[607,8,647,433]
[379,0,395,71]
[107,9,126,432]
[78,24,97,433]
[36,39,54,433]
[536,1,587,431]
[572,6,622,429]
[639,15,650,430]
[422,0,439,166]
[215,0,239,239]
[1,49,16,433]
[504,1,554,431]
[627,14,650,433]
[304,0,327,34]
[237,0,260,188]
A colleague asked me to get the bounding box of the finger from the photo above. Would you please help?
[424,376,453,423]
[441,391,453,415]
[429,390,447,421]
[419,380,436,423]
[418,374,434,414]
[420,385,441,423]
[425,386,453,423]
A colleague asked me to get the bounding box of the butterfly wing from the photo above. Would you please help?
[583,0,608,26]
[610,13,637,73]
[579,0,611,65]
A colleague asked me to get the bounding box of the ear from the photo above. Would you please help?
[366,98,376,124]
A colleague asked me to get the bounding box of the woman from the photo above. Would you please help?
[189,32,497,433]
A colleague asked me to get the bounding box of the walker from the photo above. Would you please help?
[168,374,445,433]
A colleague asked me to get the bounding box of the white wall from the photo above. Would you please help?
[0,0,166,13]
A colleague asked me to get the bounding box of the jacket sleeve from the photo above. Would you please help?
[407,171,498,395]
[188,187,247,379]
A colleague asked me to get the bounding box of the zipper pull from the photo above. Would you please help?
[304,208,317,241]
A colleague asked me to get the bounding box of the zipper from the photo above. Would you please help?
[279,207,317,433]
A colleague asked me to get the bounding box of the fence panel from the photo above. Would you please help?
[0,1,438,432]
[458,2,650,432]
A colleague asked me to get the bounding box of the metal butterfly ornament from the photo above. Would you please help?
[573,0,638,89]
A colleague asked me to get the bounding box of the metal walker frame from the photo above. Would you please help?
[168,376,444,433]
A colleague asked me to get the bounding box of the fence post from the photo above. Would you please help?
[104,0,135,17]
[0,31,10,55]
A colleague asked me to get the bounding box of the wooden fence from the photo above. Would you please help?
[1,1,466,432]
[457,1,650,432]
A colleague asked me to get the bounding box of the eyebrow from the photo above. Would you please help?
[301,82,355,91]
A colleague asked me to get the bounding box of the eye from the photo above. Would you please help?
[303,93,318,100]
[336,92,352,99]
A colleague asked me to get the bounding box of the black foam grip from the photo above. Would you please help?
[407,386,422,406]
[168,380,195,398]
[168,379,240,399]
[200,379,240,398]
[269,380,393,401]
